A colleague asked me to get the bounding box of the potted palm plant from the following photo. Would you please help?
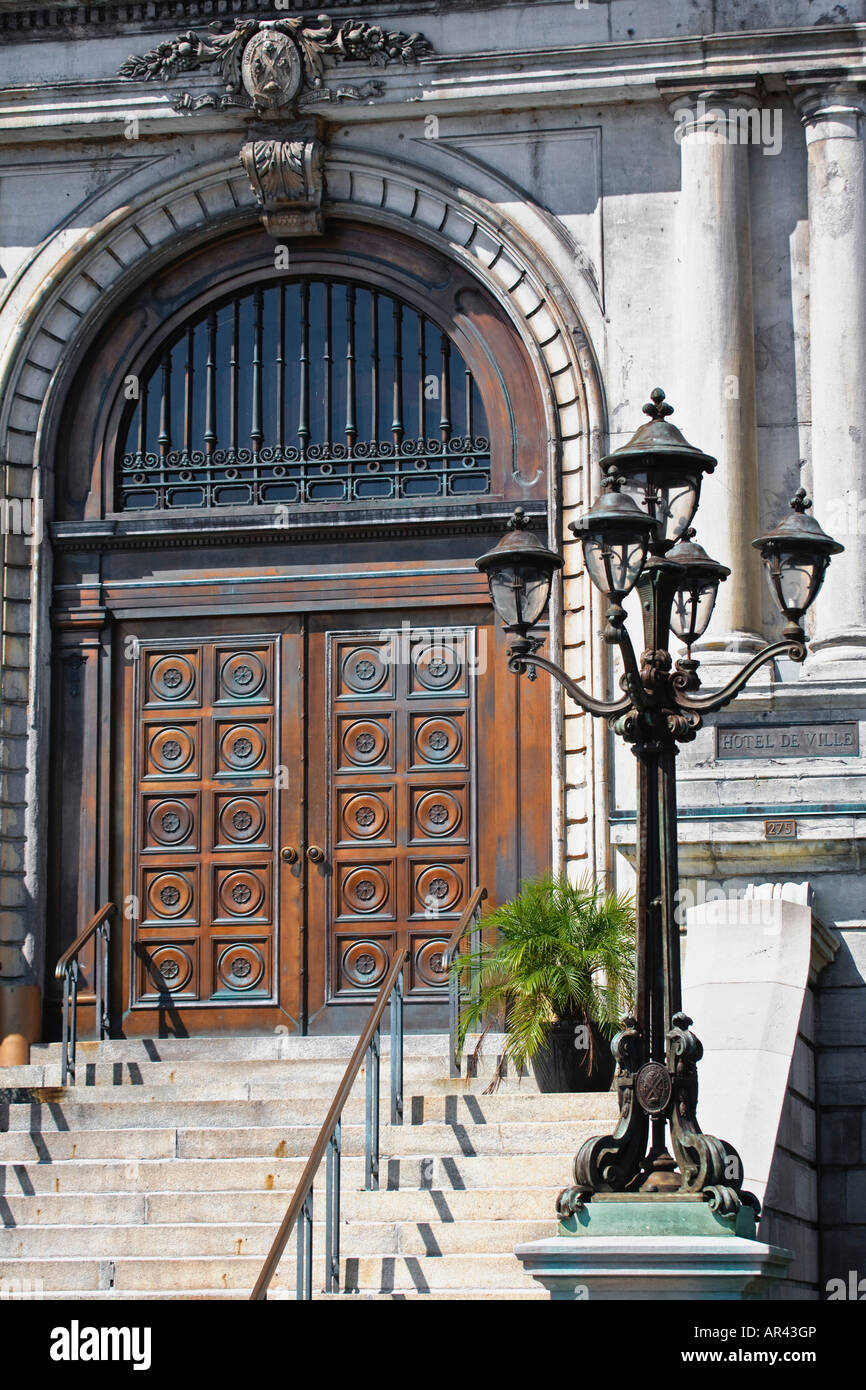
[454,875,635,1093]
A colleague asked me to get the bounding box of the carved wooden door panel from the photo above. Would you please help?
[304,610,550,1033]
[305,619,478,1032]
[114,616,303,1034]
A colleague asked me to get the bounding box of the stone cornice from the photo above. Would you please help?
[5,39,866,139]
[3,31,866,139]
[0,0,479,41]
[0,0,865,53]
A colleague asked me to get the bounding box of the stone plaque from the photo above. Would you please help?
[716,722,859,759]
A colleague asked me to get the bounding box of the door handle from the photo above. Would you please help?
[306,845,325,863]
[280,846,299,864]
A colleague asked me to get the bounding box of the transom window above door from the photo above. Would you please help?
[117,278,491,512]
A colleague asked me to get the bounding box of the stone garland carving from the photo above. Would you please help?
[240,137,324,236]
[118,16,433,115]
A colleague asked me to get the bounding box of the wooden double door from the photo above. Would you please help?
[110,606,550,1035]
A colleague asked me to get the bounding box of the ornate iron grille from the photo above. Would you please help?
[118,279,491,511]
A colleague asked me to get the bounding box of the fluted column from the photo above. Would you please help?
[789,77,866,678]
[664,83,764,666]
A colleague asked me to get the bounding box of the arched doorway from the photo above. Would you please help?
[47,220,554,1036]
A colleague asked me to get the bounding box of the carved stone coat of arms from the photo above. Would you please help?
[119,14,433,116]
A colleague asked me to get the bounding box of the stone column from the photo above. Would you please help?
[662,83,764,668]
[789,77,866,679]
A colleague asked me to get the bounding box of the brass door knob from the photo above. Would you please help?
[280,847,299,864]
[306,845,325,863]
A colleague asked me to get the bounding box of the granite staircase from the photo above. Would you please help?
[0,1036,617,1301]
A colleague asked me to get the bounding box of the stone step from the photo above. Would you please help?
[3,1251,539,1292]
[180,1121,603,1160]
[29,1034,494,1065]
[1,1087,614,1124]
[1,1114,606,1161]
[315,1289,547,1301]
[3,1028,604,1301]
[3,1073,553,1100]
[0,1129,178,1161]
[3,1095,606,1139]
[2,1194,147,1225]
[5,1061,531,1089]
[0,1288,546,1301]
[0,1185,557,1226]
[0,1217,551,1259]
[0,1152,577,1193]
[13,1056,525,1089]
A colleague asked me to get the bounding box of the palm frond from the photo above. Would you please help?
[453,874,636,1087]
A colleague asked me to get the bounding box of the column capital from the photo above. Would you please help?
[786,70,866,140]
[657,76,763,119]
[657,78,765,148]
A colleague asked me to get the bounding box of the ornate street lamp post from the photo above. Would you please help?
[477,388,843,1220]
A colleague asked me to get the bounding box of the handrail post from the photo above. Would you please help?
[470,899,482,1012]
[325,1120,341,1293]
[68,964,78,1085]
[390,968,403,1126]
[449,958,460,1078]
[95,930,103,1052]
[54,904,116,1086]
[444,887,488,1082]
[295,1190,304,1300]
[296,1188,313,1301]
[61,969,71,1087]
[365,1026,380,1191]
[100,919,111,1039]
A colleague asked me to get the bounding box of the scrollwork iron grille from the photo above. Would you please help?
[118,278,491,511]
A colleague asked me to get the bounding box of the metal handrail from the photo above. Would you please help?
[54,902,115,1086]
[250,947,407,1301]
[443,886,488,1078]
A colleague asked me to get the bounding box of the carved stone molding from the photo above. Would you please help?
[118,15,433,116]
[240,137,324,235]
[786,71,866,140]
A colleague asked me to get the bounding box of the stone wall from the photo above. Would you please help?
[762,993,820,1299]
[816,926,866,1295]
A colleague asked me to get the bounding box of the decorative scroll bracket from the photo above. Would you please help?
[240,136,324,236]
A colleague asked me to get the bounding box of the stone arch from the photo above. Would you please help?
[0,146,611,994]
[1,148,607,484]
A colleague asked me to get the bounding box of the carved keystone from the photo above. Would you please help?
[239,137,324,236]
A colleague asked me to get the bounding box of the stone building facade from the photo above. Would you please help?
[0,0,864,1298]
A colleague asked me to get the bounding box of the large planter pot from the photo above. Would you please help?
[530,1018,616,1093]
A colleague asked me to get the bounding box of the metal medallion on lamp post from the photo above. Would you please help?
[476,388,843,1222]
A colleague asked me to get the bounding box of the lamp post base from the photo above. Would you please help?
[514,1196,791,1301]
